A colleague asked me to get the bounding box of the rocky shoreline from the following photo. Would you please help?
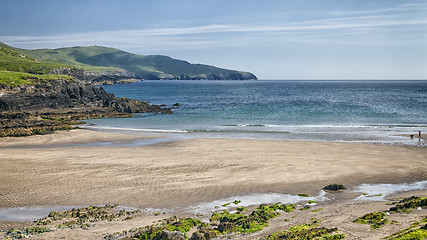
[0,80,172,137]
[1,194,426,239]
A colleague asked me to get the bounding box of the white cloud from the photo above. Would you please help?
[2,6,426,53]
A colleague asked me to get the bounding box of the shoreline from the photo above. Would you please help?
[0,129,425,209]
[1,129,426,239]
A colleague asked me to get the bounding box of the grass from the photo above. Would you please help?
[0,70,74,87]
[0,46,71,75]
[1,42,256,79]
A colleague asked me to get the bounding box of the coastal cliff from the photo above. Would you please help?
[0,42,256,137]
[0,77,171,137]
[0,80,169,113]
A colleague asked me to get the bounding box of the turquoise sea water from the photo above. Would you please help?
[85,80,427,145]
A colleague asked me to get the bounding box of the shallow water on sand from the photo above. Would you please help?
[3,181,425,221]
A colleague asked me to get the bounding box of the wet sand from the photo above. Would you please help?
[1,129,426,239]
[0,129,426,209]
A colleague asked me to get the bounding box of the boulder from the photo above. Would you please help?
[218,222,237,233]
[155,230,185,240]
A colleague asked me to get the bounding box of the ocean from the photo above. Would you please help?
[85,80,427,145]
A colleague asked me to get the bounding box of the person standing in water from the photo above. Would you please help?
[419,131,422,138]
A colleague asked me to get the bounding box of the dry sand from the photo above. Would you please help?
[0,129,426,239]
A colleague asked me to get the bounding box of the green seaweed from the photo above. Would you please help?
[5,227,52,239]
[127,216,202,239]
[190,226,218,240]
[389,196,427,213]
[264,223,345,240]
[300,205,312,211]
[166,218,202,233]
[34,204,141,230]
[298,194,310,197]
[354,212,389,229]
[25,227,52,234]
[312,208,323,212]
[236,206,248,212]
[385,217,427,239]
[209,203,295,235]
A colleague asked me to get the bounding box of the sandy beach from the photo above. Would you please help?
[0,129,426,239]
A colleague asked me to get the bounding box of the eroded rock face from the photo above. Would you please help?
[155,230,185,240]
[189,227,217,240]
[218,222,238,233]
[0,80,172,137]
[0,80,171,114]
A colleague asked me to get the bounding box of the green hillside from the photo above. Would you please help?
[0,70,74,87]
[0,44,71,74]
[1,43,257,80]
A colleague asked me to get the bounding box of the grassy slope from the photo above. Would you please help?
[0,43,126,73]
[0,70,74,87]
[1,43,256,79]
[0,45,75,87]
[0,45,70,74]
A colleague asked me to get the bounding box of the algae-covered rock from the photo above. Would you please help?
[264,223,345,240]
[155,230,185,240]
[189,227,217,240]
[323,184,347,191]
[354,212,389,229]
[218,222,238,233]
[389,196,427,212]
[190,232,206,240]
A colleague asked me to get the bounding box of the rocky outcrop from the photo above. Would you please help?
[159,72,257,80]
[49,67,139,84]
[0,80,171,114]
[0,80,172,137]
[155,230,185,240]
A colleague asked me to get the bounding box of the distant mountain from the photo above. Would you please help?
[0,42,257,80]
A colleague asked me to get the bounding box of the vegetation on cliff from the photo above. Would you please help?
[0,44,173,137]
[1,42,257,80]
[0,70,74,87]
[0,45,72,75]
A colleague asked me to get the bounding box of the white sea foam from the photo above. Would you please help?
[354,180,427,201]
[0,205,84,221]
[187,191,327,215]
[83,125,188,133]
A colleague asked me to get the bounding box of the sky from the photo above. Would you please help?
[1,0,427,80]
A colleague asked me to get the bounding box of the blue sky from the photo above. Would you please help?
[1,0,427,79]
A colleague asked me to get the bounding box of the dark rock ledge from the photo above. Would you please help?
[0,81,172,137]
